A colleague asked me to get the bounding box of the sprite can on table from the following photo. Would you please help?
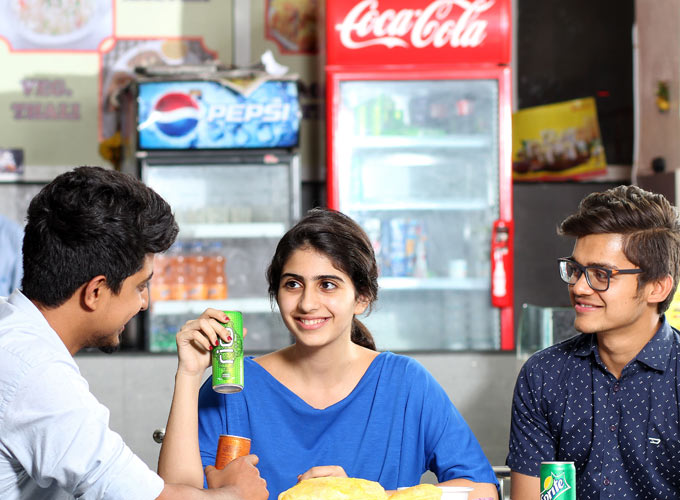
[540,461,576,500]
[211,311,244,394]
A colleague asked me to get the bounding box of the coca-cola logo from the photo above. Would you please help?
[335,0,495,50]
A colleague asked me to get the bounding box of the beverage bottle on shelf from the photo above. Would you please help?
[362,218,382,275]
[389,218,408,277]
[380,219,392,277]
[150,254,171,302]
[186,241,208,301]
[187,258,208,301]
[354,99,369,136]
[414,223,428,279]
[170,254,189,301]
[405,219,419,277]
[206,242,228,301]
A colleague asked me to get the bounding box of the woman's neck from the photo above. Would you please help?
[270,341,379,409]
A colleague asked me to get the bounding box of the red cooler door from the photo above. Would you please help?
[327,68,513,350]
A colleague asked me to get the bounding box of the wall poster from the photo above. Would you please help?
[251,0,322,182]
[512,97,607,182]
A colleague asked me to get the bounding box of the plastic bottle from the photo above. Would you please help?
[206,242,228,300]
[170,254,188,301]
[186,241,208,301]
[414,224,428,279]
[150,254,171,302]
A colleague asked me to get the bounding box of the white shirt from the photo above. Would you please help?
[0,291,165,499]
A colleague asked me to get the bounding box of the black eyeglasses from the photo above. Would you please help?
[558,258,643,292]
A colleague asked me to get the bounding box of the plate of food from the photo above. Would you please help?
[266,0,318,53]
[6,0,110,48]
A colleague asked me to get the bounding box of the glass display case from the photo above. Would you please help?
[335,79,502,350]
[117,70,303,352]
[327,72,513,351]
[140,153,299,352]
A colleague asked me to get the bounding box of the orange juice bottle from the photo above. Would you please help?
[170,255,189,301]
[150,254,171,301]
[187,255,208,301]
[207,255,228,300]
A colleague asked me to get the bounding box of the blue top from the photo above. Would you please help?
[0,215,22,297]
[198,352,498,499]
[507,317,680,499]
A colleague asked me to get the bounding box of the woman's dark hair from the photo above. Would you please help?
[266,207,379,350]
[559,184,680,313]
[22,166,178,307]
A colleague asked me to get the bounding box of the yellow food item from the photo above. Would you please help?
[278,477,388,500]
[389,484,442,500]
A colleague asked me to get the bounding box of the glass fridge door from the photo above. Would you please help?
[336,78,500,350]
[142,158,298,352]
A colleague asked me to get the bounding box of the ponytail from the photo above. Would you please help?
[351,318,376,351]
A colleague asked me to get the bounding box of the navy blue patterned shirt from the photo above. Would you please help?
[507,317,680,499]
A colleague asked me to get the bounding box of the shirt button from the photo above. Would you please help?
[613,383,620,392]
[610,424,617,432]
[603,478,611,486]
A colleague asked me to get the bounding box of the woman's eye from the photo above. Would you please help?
[320,281,337,290]
[283,280,301,289]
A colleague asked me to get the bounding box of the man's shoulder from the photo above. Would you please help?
[521,333,588,373]
[0,301,73,381]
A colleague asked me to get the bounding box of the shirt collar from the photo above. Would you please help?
[574,333,596,358]
[634,316,674,372]
[7,289,72,357]
[572,316,673,373]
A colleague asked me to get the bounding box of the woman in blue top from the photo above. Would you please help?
[158,208,499,499]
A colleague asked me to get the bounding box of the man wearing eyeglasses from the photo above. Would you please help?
[506,185,680,500]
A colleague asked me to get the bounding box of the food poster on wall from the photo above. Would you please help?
[512,97,607,182]
[667,287,680,331]
[0,0,232,176]
[250,0,322,181]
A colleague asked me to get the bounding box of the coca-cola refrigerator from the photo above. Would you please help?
[324,0,514,350]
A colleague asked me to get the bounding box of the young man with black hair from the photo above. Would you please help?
[507,185,680,499]
[0,166,267,500]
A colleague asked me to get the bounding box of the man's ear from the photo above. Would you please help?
[647,275,674,306]
[82,275,108,311]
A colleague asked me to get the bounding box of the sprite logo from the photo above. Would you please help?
[540,472,572,500]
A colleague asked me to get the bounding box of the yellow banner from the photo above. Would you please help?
[512,97,607,182]
[667,288,680,331]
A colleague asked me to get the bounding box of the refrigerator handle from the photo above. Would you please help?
[491,219,513,308]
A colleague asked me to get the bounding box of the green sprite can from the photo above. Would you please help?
[211,311,244,394]
[540,461,576,500]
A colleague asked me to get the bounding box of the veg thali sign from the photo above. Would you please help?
[0,0,231,173]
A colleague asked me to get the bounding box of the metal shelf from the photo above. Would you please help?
[151,298,276,315]
[379,276,489,291]
[345,199,489,212]
[350,134,490,149]
[178,222,287,239]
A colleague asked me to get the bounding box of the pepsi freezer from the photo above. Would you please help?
[118,69,301,352]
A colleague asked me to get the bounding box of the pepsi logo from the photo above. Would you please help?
[141,92,201,138]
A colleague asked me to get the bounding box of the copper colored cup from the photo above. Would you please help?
[215,434,251,469]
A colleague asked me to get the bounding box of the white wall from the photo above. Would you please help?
[635,0,680,176]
